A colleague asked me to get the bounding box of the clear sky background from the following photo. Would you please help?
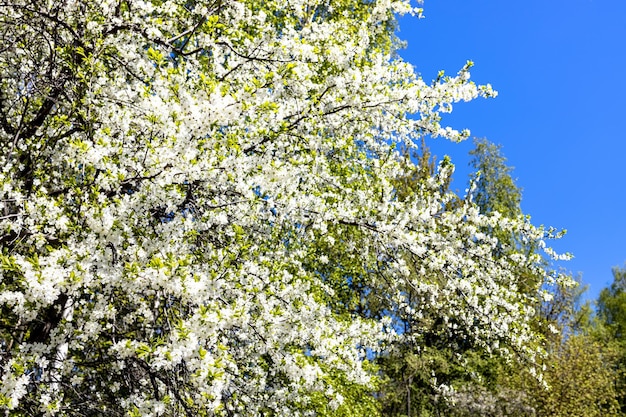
[397,1,626,302]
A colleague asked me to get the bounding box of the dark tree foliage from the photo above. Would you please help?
[468,138,521,218]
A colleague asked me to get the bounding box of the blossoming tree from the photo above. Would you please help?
[0,0,568,415]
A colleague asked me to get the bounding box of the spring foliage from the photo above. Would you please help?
[0,0,569,415]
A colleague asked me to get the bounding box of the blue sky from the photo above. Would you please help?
[397,0,626,301]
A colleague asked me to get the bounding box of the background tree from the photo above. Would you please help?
[467,139,621,416]
[598,266,626,341]
[468,137,545,296]
[376,138,621,417]
[595,264,626,413]
[502,272,622,417]
[377,139,558,417]
[468,138,521,218]
[527,334,621,417]
[459,140,620,416]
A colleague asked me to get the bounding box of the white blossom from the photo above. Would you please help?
[0,0,570,414]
